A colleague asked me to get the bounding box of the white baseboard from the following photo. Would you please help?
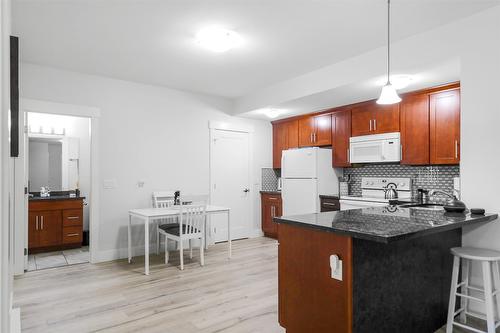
[93,229,265,263]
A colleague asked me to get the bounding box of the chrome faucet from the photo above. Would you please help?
[428,190,458,200]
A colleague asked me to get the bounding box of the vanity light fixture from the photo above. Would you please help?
[195,26,242,53]
[376,0,401,105]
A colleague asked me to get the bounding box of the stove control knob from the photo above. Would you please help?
[400,182,405,187]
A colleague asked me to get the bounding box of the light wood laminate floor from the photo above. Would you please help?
[14,237,492,333]
[14,237,284,333]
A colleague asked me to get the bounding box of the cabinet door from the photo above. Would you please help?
[261,195,280,238]
[373,104,400,134]
[430,89,460,165]
[313,114,332,146]
[28,213,39,249]
[38,210,62,247]
[332,110,351,167]
[273,122,288,168]
[287,120,299,149]
[298,117,315,147]
[400,94,430,165]
[278,223,352,332]
[351,106,373,136]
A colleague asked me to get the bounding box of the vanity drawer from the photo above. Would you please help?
[63,209,83,226]
[62,226,83,244]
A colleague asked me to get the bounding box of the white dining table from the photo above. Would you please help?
[128,205,231,275]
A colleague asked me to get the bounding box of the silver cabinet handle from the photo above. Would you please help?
[369,119,372,131]
[41,216,44,230]
[67,216,79,220]
[373,119,377,131]
[310,133,313,143]
[35,216,38,230]
[347,148,350,163]
[268,197,278,200]
[314,132,317,143]
[323,203,338,206]
[66,233,80,237]
[455,140,458,159]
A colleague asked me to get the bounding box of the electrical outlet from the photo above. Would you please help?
[330,254,343,281]
[137,180,145,188]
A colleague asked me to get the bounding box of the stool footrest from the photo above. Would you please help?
[456,292,485,303]
[453,320,487,333]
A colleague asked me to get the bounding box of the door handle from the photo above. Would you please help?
[243,188,250,193]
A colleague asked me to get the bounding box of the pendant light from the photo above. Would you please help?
[377,0,401,105]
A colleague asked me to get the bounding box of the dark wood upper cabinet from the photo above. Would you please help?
[400,94,430,165]
[273,120,299,168]
[351,103,399,137]
[430,89,460,165]
[313,114,332,146]
[298,114,332,147]
[351,106,373,137]
[332,110,351,167]
[298,116,316,147]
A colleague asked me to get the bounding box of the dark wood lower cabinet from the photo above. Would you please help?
[29,198,84,253]
[261,192,281,239]
[278,223,461,333]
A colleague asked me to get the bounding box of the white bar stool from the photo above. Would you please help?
[447,247,500,333]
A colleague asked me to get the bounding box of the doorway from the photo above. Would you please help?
[13,99,100,275]
[26,112,91,270]
[209,123,252,242]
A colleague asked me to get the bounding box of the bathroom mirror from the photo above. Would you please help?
[28,135,80,192]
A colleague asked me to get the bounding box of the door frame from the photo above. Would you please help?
[14,98,101,274]
[208,121,254,244]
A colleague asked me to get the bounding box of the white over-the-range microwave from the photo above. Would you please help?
[349,132,401,163]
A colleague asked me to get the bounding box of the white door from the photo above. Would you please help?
[282,178,318,216]
[210,129,251,242]
[282,148,317,179]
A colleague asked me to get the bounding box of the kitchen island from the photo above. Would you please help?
[274,206,498,333]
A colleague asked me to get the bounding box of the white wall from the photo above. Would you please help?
[20,63,272,261]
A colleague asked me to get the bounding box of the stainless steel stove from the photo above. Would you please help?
[339,177,412,210]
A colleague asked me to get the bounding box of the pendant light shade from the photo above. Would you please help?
[377,0,401,105]
[377,83,401,104]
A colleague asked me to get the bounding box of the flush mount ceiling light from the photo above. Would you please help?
[377,0,402,105]
[195,27,242,53]
[258,108,286,119]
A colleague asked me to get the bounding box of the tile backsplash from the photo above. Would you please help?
[261,168,281,191]
[343,164,460,202]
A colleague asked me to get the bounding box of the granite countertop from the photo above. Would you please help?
[29,195,86,201]
[260,190,282,195]
[275,206,498,243]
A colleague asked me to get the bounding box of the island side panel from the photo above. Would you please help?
[278,223,353,333]
[352,228,461,333]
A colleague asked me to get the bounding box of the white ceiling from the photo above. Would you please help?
[13,0,500,99]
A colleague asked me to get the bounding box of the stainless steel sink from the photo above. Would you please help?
[400,203,445,211]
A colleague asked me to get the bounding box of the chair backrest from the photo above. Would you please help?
[178,203,206,235]
[152,191,175,208]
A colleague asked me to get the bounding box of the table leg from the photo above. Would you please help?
[204,215,209,250]
[128,214,132,263]
[145,217,150,275]
[227,210,232,259]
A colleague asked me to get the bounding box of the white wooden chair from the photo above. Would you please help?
[152,191,176,254]
[159,202,206,270]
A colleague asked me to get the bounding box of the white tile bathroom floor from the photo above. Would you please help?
[27,246,89,271]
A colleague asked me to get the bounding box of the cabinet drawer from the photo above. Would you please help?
[63,209,83,226]
[62,226,83,244]
[320,197,340,212]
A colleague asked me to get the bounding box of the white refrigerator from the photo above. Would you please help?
[281,147,342,216]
